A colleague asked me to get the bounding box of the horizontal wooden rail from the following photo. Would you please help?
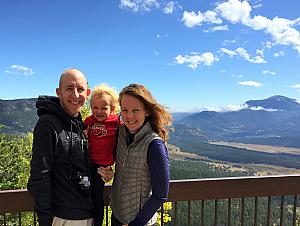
[168,174,300,201]
[1,174,300,214]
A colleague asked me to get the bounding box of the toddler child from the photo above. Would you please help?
[83,83,119,226]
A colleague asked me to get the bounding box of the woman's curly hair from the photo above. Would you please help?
[119,83,173,142]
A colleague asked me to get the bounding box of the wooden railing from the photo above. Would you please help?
[1,174,299,226]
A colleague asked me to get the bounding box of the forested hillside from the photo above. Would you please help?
[0,98,37,134]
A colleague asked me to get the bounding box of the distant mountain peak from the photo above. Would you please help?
[245,95,300,111]
[267,95,295,101]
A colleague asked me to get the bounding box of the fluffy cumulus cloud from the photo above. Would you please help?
[5,64,34,76]
[174,52,219,70]
[249,16,300,53]
[181,0,300,54]
[215,0,251,24]
[220,47,266,63]
[181,10,222,28]
[237,81,263,87]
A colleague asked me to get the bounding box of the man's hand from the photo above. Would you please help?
[98,165,114,183]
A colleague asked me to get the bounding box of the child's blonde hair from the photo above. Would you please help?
[90,83,119,114]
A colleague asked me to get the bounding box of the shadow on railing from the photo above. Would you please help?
[1,174,299,226]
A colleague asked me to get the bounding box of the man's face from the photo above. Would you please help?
[56,71,90,117]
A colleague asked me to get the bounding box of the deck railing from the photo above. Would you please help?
[1,174,299,226]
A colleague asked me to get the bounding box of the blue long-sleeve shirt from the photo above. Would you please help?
[129,139,170,226]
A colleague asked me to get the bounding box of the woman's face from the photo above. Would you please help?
[120,94,149,133]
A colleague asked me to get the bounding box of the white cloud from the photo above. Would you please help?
[262,70,276,75]
[237,81,263,87]
[199,104,247,112]
[203,10,223,24]
[231,74,244,78]
[181,11,204,28]
[174,52,219,70]
[162,1,181,14]
[263,17,300,53]
[217,0,300,47]
[248,106,279,111]
[262,41,273,49]
[204,25,229,33]
[222,39,237,45]
[250,55,266,63]
[240,8,300,54]
[181,10,222,28]
[5,64,34,76]
[256,48,264,57]
[273,51,284,57]
[173,103,278,113]
[119,0,159,12]
[236,47,266,63]
[215,0,251,24]
[249,15,269,30]
[291,84,300,92]
[252,3,262,9]
[220,47,237,57]
[220,47,266,63]
[181,0,300,54]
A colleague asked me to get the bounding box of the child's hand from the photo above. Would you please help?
[98,166,114,183]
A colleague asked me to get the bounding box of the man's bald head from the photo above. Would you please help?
[59,68,88,89]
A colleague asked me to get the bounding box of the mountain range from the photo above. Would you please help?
[0,98,37,134]
[1,95,300,148]
[178,95,300,148]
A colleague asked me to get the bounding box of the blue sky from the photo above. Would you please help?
[1,0,300,112]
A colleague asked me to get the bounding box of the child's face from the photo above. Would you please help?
[91,94,114,122]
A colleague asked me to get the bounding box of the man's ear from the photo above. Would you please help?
[56,88,60,97]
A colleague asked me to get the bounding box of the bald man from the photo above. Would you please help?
[28,69,93,226]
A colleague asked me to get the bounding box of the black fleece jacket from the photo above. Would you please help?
[27,96,93,226]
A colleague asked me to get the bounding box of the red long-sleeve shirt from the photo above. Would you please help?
[84,114,119,165]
